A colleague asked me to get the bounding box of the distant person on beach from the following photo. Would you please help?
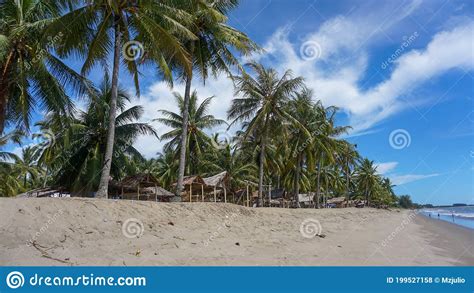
[452,213,455,222]
[429,213,431,218]
[437,213,440,218]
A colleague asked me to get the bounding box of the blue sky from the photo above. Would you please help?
[6,0,474,205]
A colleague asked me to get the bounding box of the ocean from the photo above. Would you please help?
[420,206,474,230]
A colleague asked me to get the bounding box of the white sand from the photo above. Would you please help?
[0,198,472,266]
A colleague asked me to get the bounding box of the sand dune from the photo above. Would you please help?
[0,198,472,266]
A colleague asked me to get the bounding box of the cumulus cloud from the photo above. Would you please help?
[255,20,474,131]
[131,0,473,157]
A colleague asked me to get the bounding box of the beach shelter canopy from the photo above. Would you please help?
[141,186,174,197]
[172,175,207,193]
[120,173,160,188]
[327,197,346,204]
[203,171,229,190]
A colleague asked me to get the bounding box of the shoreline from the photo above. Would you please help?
[413,214,474,266]
[0,198,473,266]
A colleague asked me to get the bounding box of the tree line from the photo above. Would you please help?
[0,0,413,208]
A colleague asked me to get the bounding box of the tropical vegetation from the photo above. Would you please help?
[0,0,409,209]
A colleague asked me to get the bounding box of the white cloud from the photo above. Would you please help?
[130,0,474,157]
[390,173,440,185]
[375,162,399,175]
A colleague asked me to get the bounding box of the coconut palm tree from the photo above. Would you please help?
[155,150,178,190]
[14,146,40,188]
[50,76,157,194]
[356,158,379,206]
[50,0,194,198]
[0,129,24,196]
[173,0,258,200]
[156,90,225,175]
[0,0,88,133]
[228,62,304,206]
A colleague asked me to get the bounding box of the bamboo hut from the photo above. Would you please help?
[172,175,207,202]
[203,171,230,203]
[112,173,173,201]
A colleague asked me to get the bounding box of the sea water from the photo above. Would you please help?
[420,206,474,230]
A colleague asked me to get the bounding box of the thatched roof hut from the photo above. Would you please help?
[121,173,160,188]
[111,173,173,201]
[327,196,347,208]
[203,171,229,189]
[172,175,208,202]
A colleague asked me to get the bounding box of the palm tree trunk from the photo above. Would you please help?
[96,17,121,199]
[315,155,322,209]
[294,154,301,207]
[257,136,266,207]
[0,85,8,135]
[174,58,193,202]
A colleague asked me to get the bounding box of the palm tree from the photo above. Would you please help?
[15,146,39,188]
[286,89,315,205]
[173,0,257,200]
[51,0,193,198]
[0,0,87,133]
[356,158,379,206]
[337,141,359,203]
[155,151,178,190]
[156,90,225,175]
[0,130,24,196]
[228,62,304,206]
[50,76,157,194]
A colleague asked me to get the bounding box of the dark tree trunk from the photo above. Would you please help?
[0,82,9,135]
[294,154,301,207]
[315,155,323,209]
[96,17,121,199]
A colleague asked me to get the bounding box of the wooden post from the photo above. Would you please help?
[189,184,192,202]
[201,184,204,202]
[223,183,227,203]
[268,184,271,207]
[137,185,140,201]
[214,186,217,202]
[246,185,249,207]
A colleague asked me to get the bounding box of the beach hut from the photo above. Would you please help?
[326,196,347,208]
[203,171,230,203]
[114,173,173,201]
[172,175,207,202]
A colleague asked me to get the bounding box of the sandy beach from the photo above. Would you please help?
[0,197,472,266]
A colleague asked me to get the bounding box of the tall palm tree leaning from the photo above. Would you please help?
[228,62,304,206]
[50,0,193,198]
[173,0,257,201]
